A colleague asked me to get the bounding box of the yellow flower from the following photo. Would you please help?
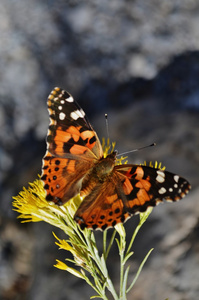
[54,260,85,279]
[12,178,81,231]
[53,232,91,269]
[53,232,74,251]
[142,160,165,170]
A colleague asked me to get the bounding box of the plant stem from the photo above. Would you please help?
[86,232,119,300]
[119,234,126,300]
[126,210,153,256]
[104,229,117,261]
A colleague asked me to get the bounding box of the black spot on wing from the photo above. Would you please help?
[41,174,47,180]
[89,136,96,144]
[44,184,49,190]
[46,194,54,201]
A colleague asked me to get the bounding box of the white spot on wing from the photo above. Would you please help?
[80,109,85,117]
[58,106,62,110]
[156,170,165,183]
[70,111,78,120]
[174,175,180,182]
[66,96,74,103]
[159,187,167,194]
[70,109,85,120]
[59,112,66,120]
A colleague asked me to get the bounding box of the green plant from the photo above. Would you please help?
[13,178,153,300]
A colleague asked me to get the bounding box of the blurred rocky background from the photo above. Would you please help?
[0,0,199,299]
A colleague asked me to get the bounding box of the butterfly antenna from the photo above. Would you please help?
[117,143,156,157]
[105,113,110,141]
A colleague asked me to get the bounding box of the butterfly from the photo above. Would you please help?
[41,87,191,230]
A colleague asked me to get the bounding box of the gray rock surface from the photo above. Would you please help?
[0,1,199,299]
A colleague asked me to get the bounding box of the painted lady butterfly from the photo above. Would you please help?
[41,87,191,230]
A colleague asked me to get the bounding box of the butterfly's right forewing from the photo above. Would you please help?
[41,87,103,205]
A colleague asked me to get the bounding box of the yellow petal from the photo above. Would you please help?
[54,260,84,279]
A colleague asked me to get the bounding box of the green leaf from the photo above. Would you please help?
[115,238,121,251]
[123,251,134,265]
[122,266,130,299]
[126,209,153,256]
[104,229,116,260]
[100,254,108,275]
[127,248,154,293]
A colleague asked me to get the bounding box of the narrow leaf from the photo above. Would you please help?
[104,229,116,260]
[122,266,130,299]
[127,248,154,293]
[123,251,134,265]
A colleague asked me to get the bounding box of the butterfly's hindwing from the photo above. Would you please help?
[42,151,93,204]
[74,172,131,230]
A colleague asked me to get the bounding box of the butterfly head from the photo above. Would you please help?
[106,150,118,160]
[95,150,117,178]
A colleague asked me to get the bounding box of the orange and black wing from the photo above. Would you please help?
[74,165,191,230]
[114,164,191,214]
[41,87,103,205]
[74,171,132,230]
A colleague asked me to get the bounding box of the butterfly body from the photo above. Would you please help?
[81,151,117,189]
[41,87,191,230]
